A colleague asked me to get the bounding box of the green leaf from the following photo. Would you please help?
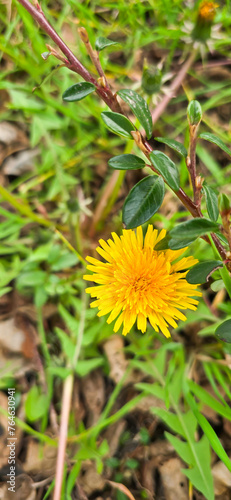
[122,175,165,228]
[187,100,202,126]
[101,111,136,138]
[95,37,118,51]
[108,154,145,170]
[155,137,187,158]
[16,270,47,288]
[152,408,188,438]
[203,184,219,221]
[215,319,231,343]
[55,327,75,362]
[199,132,231,157]
[210,279,224,292]
[165,432,194,464]
[117,89,153,139]
[188,379,231,420]
[25,386,49,422]
[169,218,220,241]
[135,382,165,401]
[62,82,96,102]
[75,358,104,377]
[58,304,79,340]
[183,436,214,500]
[186,260,223,284]
[150,151,180,190]
[184,385,231,473]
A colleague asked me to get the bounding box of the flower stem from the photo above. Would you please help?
[151,49,198,126]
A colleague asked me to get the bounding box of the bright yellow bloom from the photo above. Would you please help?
[84,226,201,338]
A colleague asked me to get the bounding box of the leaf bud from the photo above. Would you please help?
[218,193,231,217]
[187,100,202,126]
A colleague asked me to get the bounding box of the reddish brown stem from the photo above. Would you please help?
[17,0,122,112]
[16,0,228,264]
[151,50,197,126]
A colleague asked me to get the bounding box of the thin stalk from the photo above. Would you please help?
[151,49,198,126]
[188,127,198,203]
[78,27,110,88]
[53,292,87,500]
[17,0,122,112]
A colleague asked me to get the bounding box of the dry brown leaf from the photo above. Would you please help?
[23,440,57,480]
[213,460,231,496]
[81,369,105,426]
[159,458,188,500]
[0,474,36,500]
[103,420,126,457]
[73,379,86,428]
[0,121,29,165]
[107,480,136,500]
[103,335,128,384]
[0,317,37,359]
[0,392,22,469]
[78,464,105,495]
[3,148,38,176]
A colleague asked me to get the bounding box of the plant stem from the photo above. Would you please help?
[151,49,198,126]
[188,126,198,203]
[53,292,86,500]
[53,373,73,500]
[78,27,110,88]
[15,1,229,264]
[16,0,122,112]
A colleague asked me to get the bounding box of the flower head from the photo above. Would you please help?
[84,226,201,338]
[198,1,218,22]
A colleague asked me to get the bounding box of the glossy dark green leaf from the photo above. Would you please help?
[117,89,153,139]
[108,154,145,170]
[150,151,180,190]
[186,260,223,284]
[101,111,135,138]
[155,137,187,158]
[199,133,231,157]
[155,234,194,251]
[215,320,231,343]
[169,218,220,241]
[154,234,171,251]
[95,37,118,51]
[122,175,165,229]
[168,238,195,250]
[62,82,96,102]
[203,184,219,222]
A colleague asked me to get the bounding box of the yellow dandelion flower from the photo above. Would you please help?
[84,225,202,338]
[198,1,218,21]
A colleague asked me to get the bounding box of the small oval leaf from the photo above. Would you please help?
[122,175,165,229]
[117,89,153,139]
[155,137,187,158]
[95,37,118,51]
[168,238,195,250]
[215,320,231,343]
[101,111,136,138]
[108,154,145,170]
[150,151,180,191]
[210,279,224,292]
[203,184,219,222]
[187,100,202,125]
[199,133,231,157]
[169,218,220,241]
[62,82,96,102]
[186,260,223,284]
